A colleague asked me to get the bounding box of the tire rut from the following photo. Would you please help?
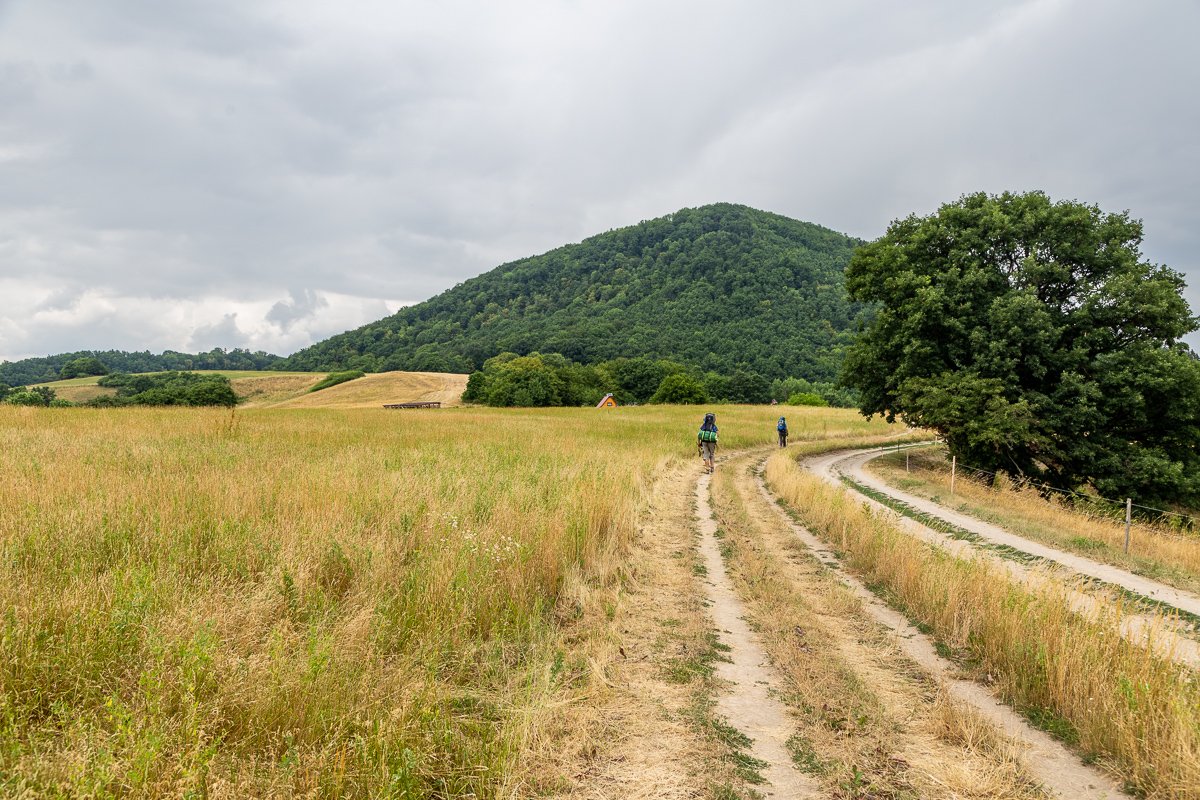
[753,452,1131,799]
[810,447,1200,669]
[695,468,821,798]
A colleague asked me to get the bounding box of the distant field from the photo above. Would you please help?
[262,370,468,409]
[30,370,462,408]
[0,404,895,796]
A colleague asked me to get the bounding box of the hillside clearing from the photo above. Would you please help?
[259,370,468,409]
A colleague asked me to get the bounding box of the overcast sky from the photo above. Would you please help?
[1,0,1197,361]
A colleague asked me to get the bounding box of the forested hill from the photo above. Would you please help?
[282,204,865,381]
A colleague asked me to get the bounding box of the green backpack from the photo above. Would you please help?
[698,429,718,443]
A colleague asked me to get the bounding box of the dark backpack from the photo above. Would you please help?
[777,417,787,431]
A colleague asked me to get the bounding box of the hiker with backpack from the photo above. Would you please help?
[697,412,718,474]
[777,416,788,448]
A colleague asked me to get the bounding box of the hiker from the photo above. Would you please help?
[777,416,788,448]
[697,412,718,474]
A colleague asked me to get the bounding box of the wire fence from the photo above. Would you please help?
[886,441,1200,539]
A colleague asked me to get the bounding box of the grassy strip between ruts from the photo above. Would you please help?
[766,451,1200,799]
[0,403,895,798]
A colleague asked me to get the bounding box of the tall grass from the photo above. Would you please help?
[0,404,890,797]
[765,452,1200,798]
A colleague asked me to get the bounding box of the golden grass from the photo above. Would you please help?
[44,384,119,404]
[0,403,892,797]
[231,374,325,407]
[871,447,1200,594]
[264,371,469,409]
[765,452,1200,798]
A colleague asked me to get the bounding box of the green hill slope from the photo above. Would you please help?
[282,203,865,381]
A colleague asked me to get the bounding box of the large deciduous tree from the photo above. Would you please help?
[843,191,1200,507]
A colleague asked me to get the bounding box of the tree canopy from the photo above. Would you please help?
[462,353,779,408]
[280,203,865,381]
[92,372,238,407]
[842,190,1200,507]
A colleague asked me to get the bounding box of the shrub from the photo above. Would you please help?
[787,392,828,407]
[60,357,109,379]
[309,370,365,393]
[4,386,56,407]
[90,372,236,407]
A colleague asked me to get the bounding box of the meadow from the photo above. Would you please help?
[0,403,890,798]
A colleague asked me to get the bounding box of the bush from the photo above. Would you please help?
[60,357,109,379]
[90,372,236,407]
[3,386,56,407]
[650,373,709,405]
[787,392,828,407]
[309,370,365,393]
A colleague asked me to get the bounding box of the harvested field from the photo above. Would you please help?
[263,370,469,409]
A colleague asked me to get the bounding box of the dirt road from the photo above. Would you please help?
[806,447,1200,668]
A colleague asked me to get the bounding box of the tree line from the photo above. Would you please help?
[0,348,281,388]
[0,372,237,407]
[462,353,855,408]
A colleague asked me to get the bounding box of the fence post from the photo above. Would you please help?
[1125,498,1132,554]
[950,455,957,495]
[906,450,910,472]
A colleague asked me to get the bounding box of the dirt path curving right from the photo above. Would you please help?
[807,447,1200,669]
[752,453,1130,798]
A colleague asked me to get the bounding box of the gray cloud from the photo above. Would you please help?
[266,288,328,332]
[0,0,1197,361]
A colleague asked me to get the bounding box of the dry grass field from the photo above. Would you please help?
[0,403,891,797]
[260,371,469,409]
[29,369,460,409]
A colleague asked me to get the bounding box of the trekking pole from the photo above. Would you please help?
[950,456,957,495]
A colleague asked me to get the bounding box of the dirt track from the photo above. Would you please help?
[701,446,1128,798]
[563,444,1136,797]
[807,447,1200,668]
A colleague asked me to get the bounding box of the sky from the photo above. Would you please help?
[1,0,1198,362]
